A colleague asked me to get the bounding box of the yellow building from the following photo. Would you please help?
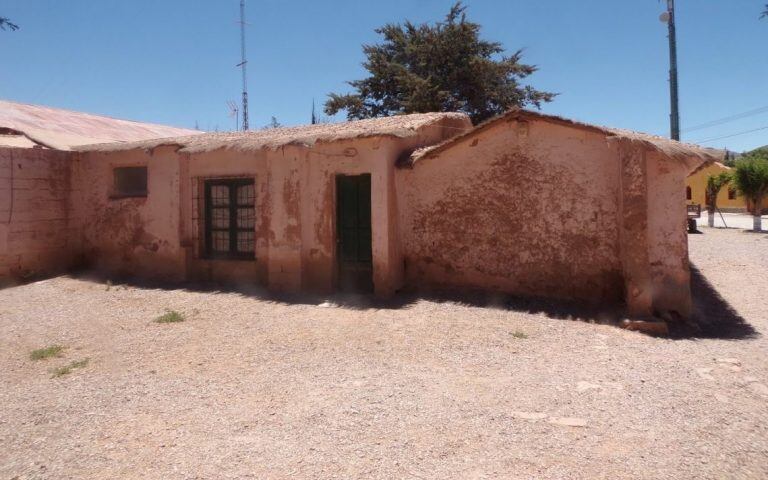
[686,162,746,212]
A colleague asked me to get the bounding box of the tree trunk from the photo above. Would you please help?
[754,214,762,232]
[708,210,715,228]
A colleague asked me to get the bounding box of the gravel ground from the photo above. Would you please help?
[1,229,766,480]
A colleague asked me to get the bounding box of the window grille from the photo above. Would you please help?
[204,178,255,259]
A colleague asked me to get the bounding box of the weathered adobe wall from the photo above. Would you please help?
[179,118,465,295]
[0,148,76,284]
[646,151,693,317]
[70,146,185,281]
[180,148,266,286]
[396,119,625,303]
[70,115,467,294]
[263,138,392,295]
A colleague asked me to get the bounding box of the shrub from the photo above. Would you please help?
[30,345,64,361]
[154,310,185,324]
[51,358,89,378]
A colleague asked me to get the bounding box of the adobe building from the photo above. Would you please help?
[0,100,199,282]
[1,103,714,319]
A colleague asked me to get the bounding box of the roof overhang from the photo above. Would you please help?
[404,108,719,171]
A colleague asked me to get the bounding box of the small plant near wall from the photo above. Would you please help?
[154,310,185,324]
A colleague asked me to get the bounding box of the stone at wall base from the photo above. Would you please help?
[621,319,669,336]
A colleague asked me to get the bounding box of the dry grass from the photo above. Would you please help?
[0,228,766,479]
[50,358,89,378]
[29,345,64,361]
[153,310,185,324]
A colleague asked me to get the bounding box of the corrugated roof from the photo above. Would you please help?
[0,133,39,149]
[406,109,719,167]
[76,112,472,154]
[0,99,201,150]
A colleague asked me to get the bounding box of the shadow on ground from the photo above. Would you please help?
[26,265,757,341]
[67,270,625,324]
[667,265,758,340]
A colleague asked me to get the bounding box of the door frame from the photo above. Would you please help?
[334,173,374,293]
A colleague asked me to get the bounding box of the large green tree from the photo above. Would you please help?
[732,151,768,232]
[325,2,555,124]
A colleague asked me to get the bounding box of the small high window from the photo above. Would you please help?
[204,178,255,259]
[686,186,692,200]
[113,166,148,197]
[728,188,737,200]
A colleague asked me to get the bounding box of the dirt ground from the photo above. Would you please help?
[1,228,766,480]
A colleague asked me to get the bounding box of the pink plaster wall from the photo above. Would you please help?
[395,118,698,317]
[179,135,438,293]
[645,151,693,317]
[0,148,75,284]
[8,114,695,318]
[70,146,185,281]
[69,116,467,294]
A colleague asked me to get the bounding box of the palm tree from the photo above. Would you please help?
[732,152,768,232]
[705,172,731,227]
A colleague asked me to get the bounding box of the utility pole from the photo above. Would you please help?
[237,0,250,131]
[662,0,680,140]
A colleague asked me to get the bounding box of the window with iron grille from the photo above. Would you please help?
[204,178,255,259]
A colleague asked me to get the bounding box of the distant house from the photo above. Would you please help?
[0,104,715,320]
[685,154,768,212]
[686,161,746,212]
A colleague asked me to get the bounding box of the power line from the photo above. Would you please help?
[696,125,768,144]
[683,105,768,133]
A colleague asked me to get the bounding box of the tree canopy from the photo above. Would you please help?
[705,172,731,213]
[325,2,555,124]
[732,150,768,221]
[0,17,19,31]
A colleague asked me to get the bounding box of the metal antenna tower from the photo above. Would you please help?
[237,0,249,131]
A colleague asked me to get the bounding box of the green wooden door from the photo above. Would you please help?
[336,174,373,293]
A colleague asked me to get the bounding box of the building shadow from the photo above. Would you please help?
[667,265,758,340]
[54,264,757,341]
[66,269,624,322]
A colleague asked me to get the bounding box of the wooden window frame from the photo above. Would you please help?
[203,178,255,260]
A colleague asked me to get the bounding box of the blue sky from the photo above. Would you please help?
[1,1,766,151]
